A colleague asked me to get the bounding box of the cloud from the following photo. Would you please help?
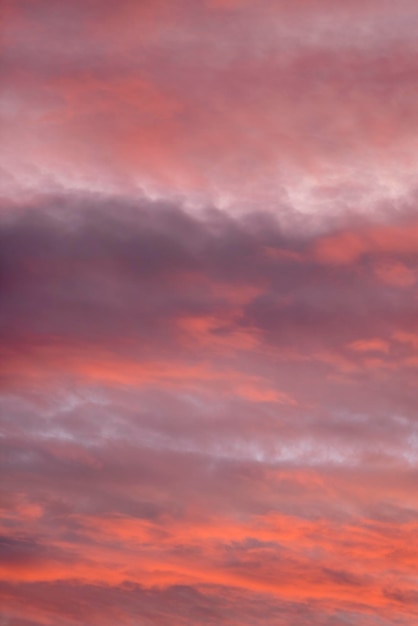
[3,0,418,218]
[0,192,417,622]
[2,1,418,624]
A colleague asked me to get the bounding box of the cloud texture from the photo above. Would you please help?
[2,1,418,625]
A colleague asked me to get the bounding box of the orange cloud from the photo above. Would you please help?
[3,508,418,620]
[314,221,418,265]
[349,338,390,354]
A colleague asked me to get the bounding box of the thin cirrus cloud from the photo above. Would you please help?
[1,1,418,625]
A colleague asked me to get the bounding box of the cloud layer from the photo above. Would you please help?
[2,1,418,625]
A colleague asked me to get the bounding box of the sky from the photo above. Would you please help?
[2,1,418,624]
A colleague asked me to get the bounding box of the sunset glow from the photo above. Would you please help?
[2,1,418,624]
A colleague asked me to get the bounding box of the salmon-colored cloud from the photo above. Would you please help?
[314,221,418,265]
[349,339,390,354]
[374,261,416,288]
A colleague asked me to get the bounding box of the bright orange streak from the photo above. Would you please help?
[2,511,418,619]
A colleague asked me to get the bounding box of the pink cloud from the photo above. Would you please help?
[2,1,418,624]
